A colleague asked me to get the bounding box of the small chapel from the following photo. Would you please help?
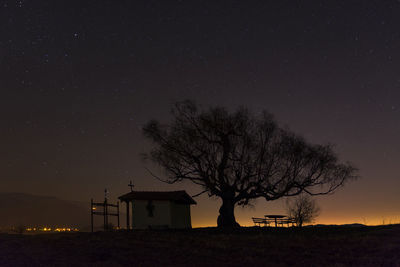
[118,190,196,230]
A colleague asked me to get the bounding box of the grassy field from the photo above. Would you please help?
[0,225,399,266]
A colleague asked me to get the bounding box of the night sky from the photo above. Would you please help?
[1,0,399,226]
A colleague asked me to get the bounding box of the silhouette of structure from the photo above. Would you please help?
[118,190,196,229]
[252,216,295,227]
[90,189,120,232]
[128,180,134,192]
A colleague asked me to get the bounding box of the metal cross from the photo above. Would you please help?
[128,180,134,192]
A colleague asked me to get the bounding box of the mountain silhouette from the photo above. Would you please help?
[0,192,89,229]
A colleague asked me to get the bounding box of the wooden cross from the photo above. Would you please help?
[128,180,134,192]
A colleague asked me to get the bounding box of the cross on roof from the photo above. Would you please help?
[128,180,134,192]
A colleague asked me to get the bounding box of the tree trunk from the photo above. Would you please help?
[217,197,240,228]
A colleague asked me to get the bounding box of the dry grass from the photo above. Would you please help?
[0,225,399,266]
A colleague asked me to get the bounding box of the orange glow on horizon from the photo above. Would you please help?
[191,215,400,228]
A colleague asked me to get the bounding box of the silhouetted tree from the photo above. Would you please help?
[286,194,320,227]
[143,101,357,228]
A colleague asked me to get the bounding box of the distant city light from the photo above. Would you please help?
[25,227,79,232]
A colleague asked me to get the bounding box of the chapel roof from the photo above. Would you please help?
[118,190,197,205]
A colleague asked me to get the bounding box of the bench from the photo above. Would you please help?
[252,217,272,227]
[278,218,296,227]
[264,215,297,227]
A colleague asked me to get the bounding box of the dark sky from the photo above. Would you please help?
[1,0,399,226]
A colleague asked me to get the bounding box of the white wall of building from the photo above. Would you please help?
[132,200,171,229]
[131,200,192,229]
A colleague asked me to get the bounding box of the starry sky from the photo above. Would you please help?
[1,0,400,227]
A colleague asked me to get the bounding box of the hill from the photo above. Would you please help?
[0,192,89,229]
[0,225,399,266]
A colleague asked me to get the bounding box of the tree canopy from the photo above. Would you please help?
[142,100,357,228]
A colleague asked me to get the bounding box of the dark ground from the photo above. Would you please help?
[0,225,399,266]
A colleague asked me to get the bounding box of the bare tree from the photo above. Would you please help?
[286,195,320,227]
[142,100,357,228]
